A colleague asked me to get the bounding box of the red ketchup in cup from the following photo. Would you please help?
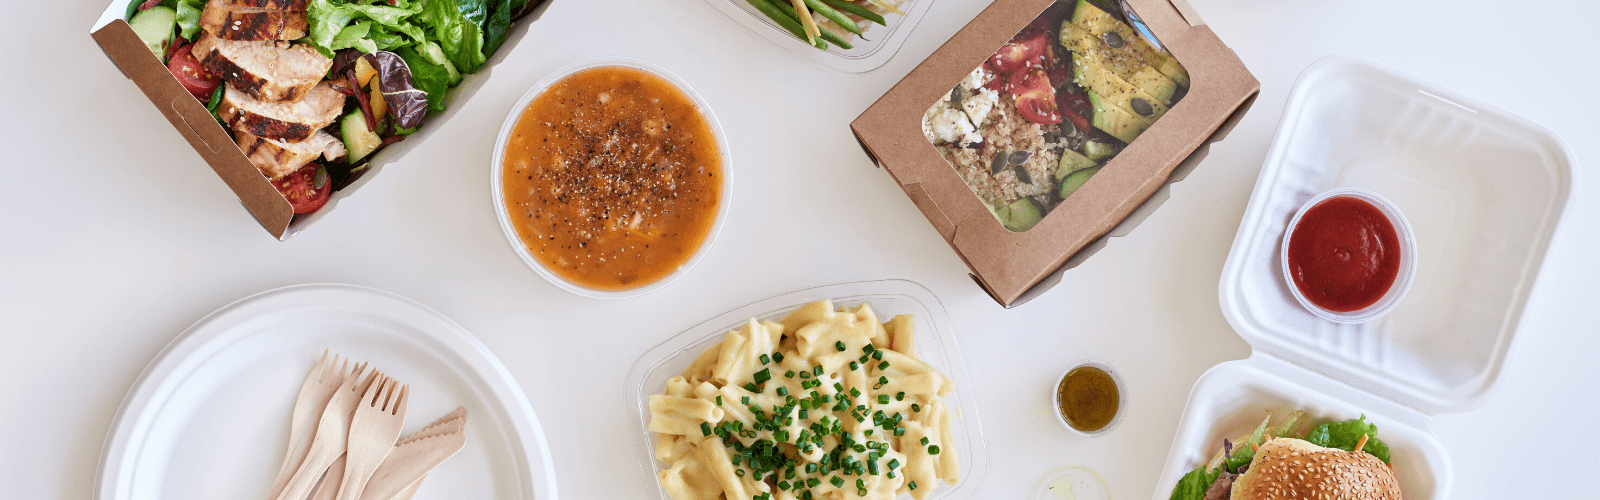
[1285,195,1403,313]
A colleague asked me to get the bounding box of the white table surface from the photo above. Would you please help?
[2,0,1595,498]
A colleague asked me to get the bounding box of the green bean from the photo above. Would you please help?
[802,0,861,36]
[745,0,827,49]
[821,0,885,26]
[769,0,854,49]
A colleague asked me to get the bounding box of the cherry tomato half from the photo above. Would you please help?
[167,44,220,100]
[271,164,332,214]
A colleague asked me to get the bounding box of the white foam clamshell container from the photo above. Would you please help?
[1154,56,1575,500]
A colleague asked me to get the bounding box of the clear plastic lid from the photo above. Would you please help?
[694,0,941,74]
[1220,55,1574,415]
[624,279,988,500]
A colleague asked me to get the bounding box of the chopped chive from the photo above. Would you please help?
[928,445,941,455]
[834,382,845,392]
[701,422,713,436]
[911,403,921,412]
[778,480,791,491]
[849,361,860,370]
[849,387,861,398]
[754,368,772,384]
[894,426,905,436]
[835,341,846,351]
[799,370,810,379]
[863,344,875,353]
[909,481,918,490]
[872,350,883,361]
[806,463,818,473]
[831,476,845,488]
[863,429,873,436]
[773,352,785,362]
[745,382,762,393]
[814,366,824,376]
[760,354,770,365]
[921,436,929,445]
[877,361,890,371]
[742,396,751,405]
[896,391,905,401]
[858,355,870,364]
[887,470,896,479]
[807,477,821,487]
[777,387,789,396]
[868,460,879,475]
[799,409,809,419]
[877,394,890,404]
[736,469,746,477]
[887,458,900,469]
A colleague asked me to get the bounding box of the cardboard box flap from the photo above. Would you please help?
[93,20,294,237]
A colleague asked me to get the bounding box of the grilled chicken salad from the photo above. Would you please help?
[128,0,542,214]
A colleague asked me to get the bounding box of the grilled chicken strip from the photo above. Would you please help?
[192,32,331,103]
[236,128,346,179]
[219,82,344,143]
[210,0,309,10]
[200,0,309,41]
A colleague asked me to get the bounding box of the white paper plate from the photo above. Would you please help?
[95,284,558,500]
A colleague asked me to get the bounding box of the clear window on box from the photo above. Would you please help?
[922,0,1190,232]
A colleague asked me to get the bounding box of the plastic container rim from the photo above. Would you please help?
[1278,187,1417,323]
[489,55,734,299]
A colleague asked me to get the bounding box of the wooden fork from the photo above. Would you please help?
[336,375,409,500]
[268,351,348,500]
[275,364,377,500]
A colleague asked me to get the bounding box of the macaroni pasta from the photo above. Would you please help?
[650,300,959,500]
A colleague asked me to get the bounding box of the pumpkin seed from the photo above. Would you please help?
[990,150,1008,175]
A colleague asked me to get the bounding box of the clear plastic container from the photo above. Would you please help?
[624,279,988,500]
[490,56,733,299]
[694,0,942,75]
[1154,56,1575,500]
[1280,188,1417,323]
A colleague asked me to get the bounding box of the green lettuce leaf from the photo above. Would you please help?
[397,45,453,111]
[1169,467,1219,500]
[175,0,205,41]
[1305,415,1391,464]
[418,0,486,74]
[1225,415,1272,472]
[308,0,425,55]
[330,21,379,53]
[482,0,515,57]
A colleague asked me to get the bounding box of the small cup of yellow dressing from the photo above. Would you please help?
[1052,360,1126,437]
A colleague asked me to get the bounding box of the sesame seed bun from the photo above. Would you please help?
[1230,438,1401,500]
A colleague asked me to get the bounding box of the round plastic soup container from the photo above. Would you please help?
[491,57,733,299]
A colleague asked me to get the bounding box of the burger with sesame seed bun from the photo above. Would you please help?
[1168,412,1399,500]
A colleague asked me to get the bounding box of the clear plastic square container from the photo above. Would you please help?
[694,0,944,74]
[1154,55,1575,500]
[624,279,988,499]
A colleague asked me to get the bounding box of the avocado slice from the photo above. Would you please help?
[1069,0,1190,87]
[1083,141,1118,161]
[1060,23,1179,104]
[1059,166,1102,200]
[995,197,1044,232]
[129,6,177,59]
[1057,148,1097,180]
[1088,91,1153,144]
[1073,52,1171,119]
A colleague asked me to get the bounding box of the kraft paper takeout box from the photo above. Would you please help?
[89,0,551,239]
[852,0,1258,307]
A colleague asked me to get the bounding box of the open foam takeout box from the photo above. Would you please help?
[1153,56,1575,500]
[89,0,552,239]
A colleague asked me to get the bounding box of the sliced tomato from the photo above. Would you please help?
[167,44,220,100]
[1057,91,1092,132]
[986,33,1049,76]
[272,164,332,214]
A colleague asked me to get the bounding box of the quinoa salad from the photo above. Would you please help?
[923,0,1189,232]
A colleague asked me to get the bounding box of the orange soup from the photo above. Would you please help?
[501,66,723,291]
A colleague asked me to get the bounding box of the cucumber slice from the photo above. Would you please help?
[1058,166,1101,200]
[342,112,382,163]
[1057,148,1097,180]
[129,6,178,59]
